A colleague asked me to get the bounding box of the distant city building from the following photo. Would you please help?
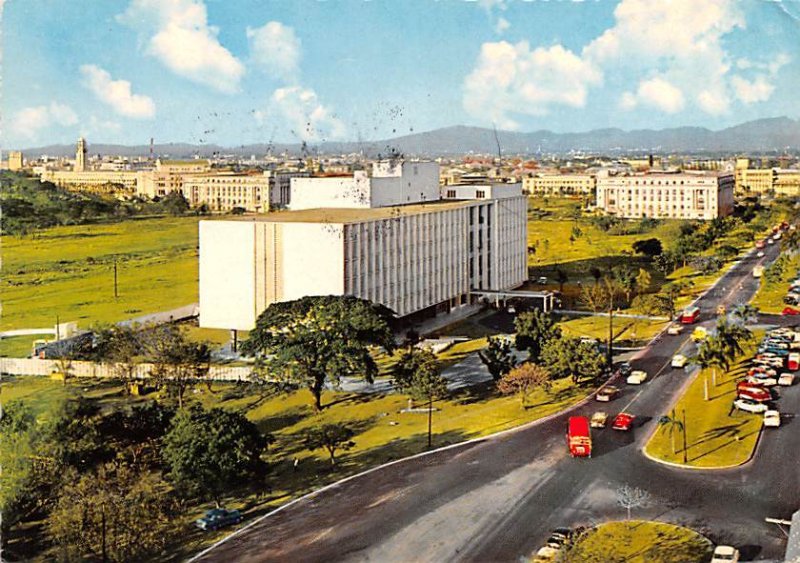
[736,167,776,194]
[199,162,527,331]
[8,151,23,171]
[775,169,800,197]
[41,169,140,195]
[75,137,87,172]
[522,173,596,196]
[182,172,271,212]
[596,171,734,220]
[137,159,212,198]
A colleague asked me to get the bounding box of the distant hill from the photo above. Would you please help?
[18,117,800,158]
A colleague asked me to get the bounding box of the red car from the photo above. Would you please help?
[611,412,636,431]
[737,386,771,403]
[749,366,778,377]
[782,307,800,316]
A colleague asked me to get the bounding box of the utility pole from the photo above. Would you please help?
[606,278,615,368]
[427,395,433,450]
[682,409,688,463]
[56,314,60,341]
[113,258,118,299]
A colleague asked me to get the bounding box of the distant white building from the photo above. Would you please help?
[596,171,734,220]
[199,162,528,331]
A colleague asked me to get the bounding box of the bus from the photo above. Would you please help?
[680,306,701,324]
[567,416,592,458]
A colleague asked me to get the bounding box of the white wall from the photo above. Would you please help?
[289,174,370,209]
[281,223,345,300]
[199,221,256,331]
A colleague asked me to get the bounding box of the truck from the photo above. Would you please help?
[753,265,764,278]
[567,416,592,458]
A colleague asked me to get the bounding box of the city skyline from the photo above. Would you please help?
[4,0,800,148]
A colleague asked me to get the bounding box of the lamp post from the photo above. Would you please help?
[682,409,688,464]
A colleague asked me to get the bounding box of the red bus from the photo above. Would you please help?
[680,306,701,324]
[567,416,592,458]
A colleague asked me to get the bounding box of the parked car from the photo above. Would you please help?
[590,411,608,429]
[733,398,769,413]
[537,276,548,285]
[745,375,778,387]
[752,356,785,368]
[764,410,781,428]
[596,386,620,402]
[671,354,688,368]
[195,508,243,531]
[737,386,772,403]
[783,307,800,316]
[711,545,740,563]
[748,366,777,377]
[667,324,684,335]
[779,373,796,386]
[617,362,632,377]
[626,370,647,385]
[757,251,765,258]
[611,412,636,431]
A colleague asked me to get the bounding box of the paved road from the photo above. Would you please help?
[196,242,800,562]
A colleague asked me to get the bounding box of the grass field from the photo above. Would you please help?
[550,521,711,563]
[4,372,595,560]
[645,335,763,468]
[751,252,800,313]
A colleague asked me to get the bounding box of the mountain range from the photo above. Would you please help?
[18,116,800,159]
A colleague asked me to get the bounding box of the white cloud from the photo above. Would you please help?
[463,41,602,129]
[80,65,155,119]
[478,0,510,35]
[494,17,510,34]
[117,0,244,93]
[260,86,346,141]
[621,77,685,113]
[247,21,301,82]
[10,102,78,139]
[731,75,775,104]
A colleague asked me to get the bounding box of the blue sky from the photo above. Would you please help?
[3,0,800,148]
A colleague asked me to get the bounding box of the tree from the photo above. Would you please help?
[716,244,739,261]
[693,337,728,397]
[497,363,551,407]
[393,348,448,449]
[514,309,561,360]
[635,268,651,295]
[653,251,677,275]
[632,238,663,257]
[615,484,651,520]
[661,284,683,320]
[94,324,144,394]
[728,303,759,326]
[162,406,267,506]
[159,190,189,215]
[715,318,752,363]
[612,265,637,303]
[304,423,356,465]
[243,296,395,411]
[580,283,608,313]
[540,337,606,384]
[657,409,685,458]
[47,463,180,562]
[555,268,569,292]
[589,266,603,285]
[478,336,517,381]
[145,325,211,409]
[631,294,672,318]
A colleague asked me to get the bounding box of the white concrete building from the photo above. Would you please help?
[182,172,271,212]
[596,171,734,220]
[522,173,596,196]
[199,163,528,331]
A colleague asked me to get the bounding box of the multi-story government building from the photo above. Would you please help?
[199,161,527,331]
[522,173,596,196]
[595,171,734,220]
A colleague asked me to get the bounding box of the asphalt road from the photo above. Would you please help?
[195,241,800,563]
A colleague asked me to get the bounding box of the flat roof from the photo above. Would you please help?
[213,199,481,224]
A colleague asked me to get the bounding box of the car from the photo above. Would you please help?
[779,372,796,386]
[534,545,560,560]
[671,354,688,368]
[626,370,647,385]
[590,411,608,428]
[611,412,636,431]
[768,238,775,245]
[596,385,620,402]
[745,375,778,387]
[537,276,548,285]
[764,410,781,427]
[783,307,800,316]
[757,251,765,257]
[752,356,784,368]
[737,386,772,403]
[711,545,740,563]
[748,366,778,377]
[667,324,684,335]
[195,508,243,531]
[618,362,632,376]
[507,305,516,314]
[733,398,769,413]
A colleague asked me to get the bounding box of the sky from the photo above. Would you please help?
[3,0,800,149]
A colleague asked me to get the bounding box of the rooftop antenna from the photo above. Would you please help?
[492,123,502,175]
[150,137,154,161]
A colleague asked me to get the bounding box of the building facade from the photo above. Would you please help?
[596,172,734,220]
[8,151,23,171]
[182,172,271,211]
[522,174,596,196]
[41,169,140,195]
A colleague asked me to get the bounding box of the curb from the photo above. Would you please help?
[186,374,620,562]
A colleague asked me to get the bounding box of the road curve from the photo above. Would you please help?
[195,242,799,562]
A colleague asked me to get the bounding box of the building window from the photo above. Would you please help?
[446,189,456,198]
[476,190,485,198]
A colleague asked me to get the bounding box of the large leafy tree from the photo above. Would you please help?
[305,423,356,466]
[631,237,663,258]
[144,325,211,409]
[243,296,395,411]
[163,406,267,506]
[541,337,606,384]
[497,363,551,407]
[514,309,561,361]
[93,324,145,394]
[393,348,448,449]
[478,336,517,381]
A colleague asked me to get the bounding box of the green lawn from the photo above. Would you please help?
[0,216,204,332]
[751,252,800,313]
[559,315,670,346]
[645,335,763,468]
[548,521,711,563]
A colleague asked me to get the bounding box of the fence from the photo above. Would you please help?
[0,357,253,382]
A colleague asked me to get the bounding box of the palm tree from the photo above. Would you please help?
[658,409,685,458]
[694,337,728,398]
[729,304,759,326]
[715,318,752,370]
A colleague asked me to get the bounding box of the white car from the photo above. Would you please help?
[534,545,560,560]
[671,354,688,368]
[757,251,765,257]
[768,238,775,245]
[745,375,778,387]
[711,545,740,563]
[627,370,648,385]
[779,373,796,386]
[667,324,684,335]
[733,398,769,413]
[764,410,781,427]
